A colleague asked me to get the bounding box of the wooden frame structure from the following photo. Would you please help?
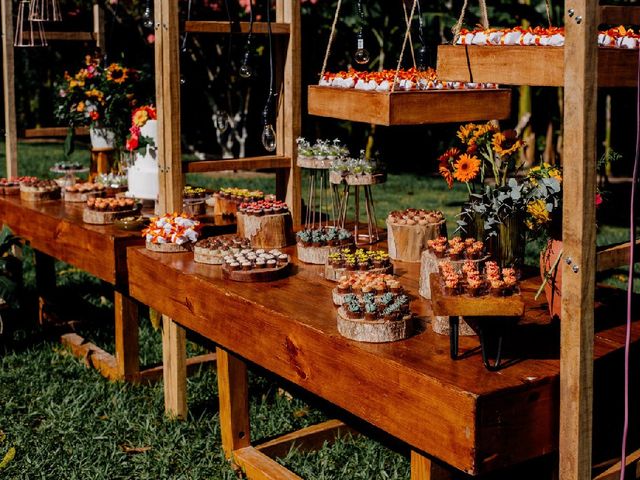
[0,0,105,177]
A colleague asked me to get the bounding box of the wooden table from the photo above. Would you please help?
[128,245,640,478]
[0,195,166,381]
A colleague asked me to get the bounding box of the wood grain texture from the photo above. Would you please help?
[437,45,637,88]
[410,451,452,480]
[183,156,291,173]
[217,348,251,457]
[162,314,187,419]
[185,21,290,34]
[82,208,137,225]
[560,0,598,477]
[593,447,640,480]
[596,239,640,272]
[387,220,446,263]
[61,333,119,380]
[23,126,89,138]
[222,262,292,283]
[308,86,512,125]
[336,308,413,343]
[114,292,139,380]
[237,212,294,249]
[1,0,17,177]
[233,446,302,480]
[598,5,640,26]
[93,3,105,51]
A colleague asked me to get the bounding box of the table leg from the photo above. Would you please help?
[449,316,459,360]
[162,315,187,419]
[114,291,140,381]
[217,347,251,461]
[34,250,55,325]
[410,451,452,479]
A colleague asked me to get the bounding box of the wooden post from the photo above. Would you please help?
[217,348,251,460]
[155,0,187,418]
[2,0,18,177]
[92,3,106,53]
[114,292,140,380]
[410,451,452,480]
[560,0,597,477]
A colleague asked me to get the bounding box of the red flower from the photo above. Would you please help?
[595,193,603,206]
[89,111,100,121]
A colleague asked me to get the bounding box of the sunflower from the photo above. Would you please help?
[472,123,498,141]
[438,147,460,167]
[106,63,128,84]
[453,154,481,183]
[492,130,524,157]
[526,199,551,229]
[439,166,454,189]
[456,123,477,144]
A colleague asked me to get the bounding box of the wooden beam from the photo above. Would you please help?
[2,0,17,177]
[256,420,356,459]
[134,352,217,383]
[23,127,89,138]
[596,239,640,272]
[25,31,96,42]
[410,451,452,480]
[559,0,597,477]
[217,348,251,459]
[61,333,119,380]
[114,292,139,380]
[185,21,290,35]
[183,155,291,173]
[162,314,187,418]
[233,446,302,480]
[93,3,106,52]
[598,5,640,26]
[593,447,640,480]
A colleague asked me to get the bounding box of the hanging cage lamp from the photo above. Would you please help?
[14,0,48,47]
[28,0,62,22]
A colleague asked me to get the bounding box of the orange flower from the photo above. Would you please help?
[440,166,454,189]
[106,63,128,84]
[453,154,481,183]
[492,130,524,157]
[438,147,460,168]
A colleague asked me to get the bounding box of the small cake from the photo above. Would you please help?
[64,182,106,202]
[20,179,61,202]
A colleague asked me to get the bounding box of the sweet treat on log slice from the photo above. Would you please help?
[0,177,35,195]
[296,137,349,169]
[386,209,446,263]
[143,213,201,253]
[333,272,403,306]
[296,227,353,264]
[336,291,413,343]
[208,187,265,217]
[183,187,211,216]
[64,182,107,202]
[194,235,251,265]
[19,179,61,202]
[114,215,149,231]
[83,197,138,224]
[438,260,519,297]
[325,248,393,282]
[236,200,294,249]
[221,248,291,282]
[329,156,385,186]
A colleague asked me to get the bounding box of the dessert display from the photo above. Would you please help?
[325,248,393,282]
[183,186,211,216]
[332,272,402,306]
[19,179,61,202]
[455,26,640,49]
[0,177,35,195]
[318,67,499,91]
[114,215,149,231]
[83,197,139,224]
[335,290,413,343]
[193,235,252,265]
[296,137,349,169]
[386,209,447,263]
[296,227,353,264]
[329,154,386,186]
[143,213,202,252]
[64,182,107,202]
[209,187,265,217]
[221,248,291,282]
[52,161,84,171]
[95,173,128,197]
[237,200,294,249]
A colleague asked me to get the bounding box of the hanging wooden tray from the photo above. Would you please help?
[336,307,413,343]
[429,273,525,317]
[437,45,638,87]
[307,85,512,126]
[222,262,292,282]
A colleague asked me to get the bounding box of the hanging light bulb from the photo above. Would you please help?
[261,123,277,152]
[15,1,47,47]
[416,45,428,70]
[354,31,370,65]
[29,0,62,22]
[239,47,253,79]
[142,0,153,29]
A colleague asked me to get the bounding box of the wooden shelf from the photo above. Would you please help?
[183,155,291,173]
[307,85,512,126]
[184,21,290,35]
[23,126,88,138]
[26,31,96,42]
[437,45,638,87]
[598,5,640,25]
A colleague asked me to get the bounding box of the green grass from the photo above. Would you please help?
[0,142,635,478]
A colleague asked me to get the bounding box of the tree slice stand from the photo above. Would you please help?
[296,243,340,265]
[387,219,447,263]
[237,211,294,249]
[336,307,413,343]
[193,247,225,265]
[2,186,20,195]
[296,156,334,169]
[332,180,382,246]
[222,262,291,282]
[145,241,193,253]
[64,191,105,203]
[83,208,138,225]
[210,194,239,217]
[20,189,61,202]
[329,171,386,186]
[324,264,393,282]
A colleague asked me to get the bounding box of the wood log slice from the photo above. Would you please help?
[331,287,405,306]
[336,307,413,343]
[237,211,294,249]
[419,251,489,299]
[19,189,61,202]
[387,219,447,263]
[2,186,20,195]
[296,156,333,169]
[329,171,387,186]
[431,315,476,336]
[211,195,239,217]
[145,241,193,253]
[64,191,104,203]
[324,264,394,282]
[83,208,138,225]
[222,262,291,282]
[296,243,342,265]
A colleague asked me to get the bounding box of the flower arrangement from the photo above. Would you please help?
[331,150,382,176]
[126,105,157,152]
[142,213,202,245]
[524,162,563,238]
[55,56,147,148]
[296,138,349,160]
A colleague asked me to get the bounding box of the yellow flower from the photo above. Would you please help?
[549,168,562,182]
[132,109,149,127]
[456,123,477,143]
[472,123,498,140]
[106,63,128,84]
[526,199,550,228]
[492,130,524,157]
[453,154,481,183]
[76,101,85,112]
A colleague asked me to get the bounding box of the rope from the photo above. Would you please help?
[544,0,552,27]
[478,0,489,29]
[319,0,343,81]
[391,0,418,92]
[401,0,417,69]
[451,0,469,41]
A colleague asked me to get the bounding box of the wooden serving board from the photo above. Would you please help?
[336,307,413,343]
[1,186,20,195]
[308,85,512,125]
[83,208,138,225]
[221,262,291,282]
[329,170,386,186]
[211,195,238,217]
[437,44,638,88]
[64,190,104,203]
[419,251,488,299]
[429,273,525,317]
[193,247,224,265]
[296,156,333,169]
[20,189,61,202]
[324,264,394,282]
[237,211,294,249]
[387,219,447,263]
[145,241,193,253]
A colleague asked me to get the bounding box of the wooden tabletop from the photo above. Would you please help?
[0,195,144,287]
[127,245,640,475]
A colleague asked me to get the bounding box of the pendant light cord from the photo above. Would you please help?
[264,0,275,119]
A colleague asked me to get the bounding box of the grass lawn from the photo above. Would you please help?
[0,142,635,478]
